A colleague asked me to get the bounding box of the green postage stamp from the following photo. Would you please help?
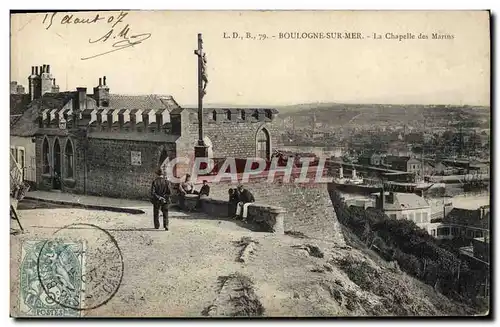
[19,240,85,317]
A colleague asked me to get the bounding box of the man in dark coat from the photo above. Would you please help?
[228,188,239,217]
[234,184,255,221]
[150,168,172,231]
[199,180,210,197]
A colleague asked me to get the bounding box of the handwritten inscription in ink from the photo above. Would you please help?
[42,11,152,61]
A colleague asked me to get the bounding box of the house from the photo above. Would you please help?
[374,191,432,230]
[11,64,279,200]
[427,196,490,240]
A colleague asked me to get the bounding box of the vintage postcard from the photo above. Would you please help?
[10,10,490,317]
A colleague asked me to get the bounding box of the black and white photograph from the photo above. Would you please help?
[8,10,491,318]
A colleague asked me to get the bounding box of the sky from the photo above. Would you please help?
[10,10,490,106]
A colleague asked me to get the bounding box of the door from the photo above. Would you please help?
[17,148,25,181]
[53,139,61,189]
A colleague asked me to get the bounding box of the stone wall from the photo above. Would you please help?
[83,138,176,199]
[196,174,344,244]
[199,197,285,234]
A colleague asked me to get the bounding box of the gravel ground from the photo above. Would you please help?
[10,206,472,317]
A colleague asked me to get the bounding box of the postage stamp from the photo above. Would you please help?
[19,240,85,317]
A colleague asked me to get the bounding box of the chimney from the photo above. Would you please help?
[103,76,107,86]
[99,77,102,86]
[35,66,39,75]
[379,190,385,210]
[39,65,43,74]
[31,66,35,75]
[46,65,50,74]
[53,79,56,86]
[76,87,87,110]
[42,64,46,73]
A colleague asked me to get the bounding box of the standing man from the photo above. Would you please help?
[150,168,172,231]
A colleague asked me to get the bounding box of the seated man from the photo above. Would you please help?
[179,174,197,196]
[234,184,255,222]
[199,180,210,197]
[195,180,210,210]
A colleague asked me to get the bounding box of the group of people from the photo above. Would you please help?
[150,169,256,230]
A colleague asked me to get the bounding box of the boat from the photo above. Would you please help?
[332,167,383,195]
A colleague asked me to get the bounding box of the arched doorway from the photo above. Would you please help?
[256,128,271,161]
[53,139,61,189]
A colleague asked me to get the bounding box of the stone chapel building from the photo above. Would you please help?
[10,64,279,200]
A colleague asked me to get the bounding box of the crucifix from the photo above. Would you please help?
[194,33,208,153]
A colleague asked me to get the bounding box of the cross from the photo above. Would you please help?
[194,33,206,148]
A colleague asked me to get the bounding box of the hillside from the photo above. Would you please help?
[11,207,474,317]
[276,103,490,128]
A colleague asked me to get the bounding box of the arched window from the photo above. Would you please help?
[256,128,271,160]
[226,110,231,120]
[212,110,217,121]
[42,137,50,174]
[65,140,75,178]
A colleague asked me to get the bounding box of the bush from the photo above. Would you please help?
[334,199,486,308]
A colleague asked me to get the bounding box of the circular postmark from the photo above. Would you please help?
[36,223,124,311]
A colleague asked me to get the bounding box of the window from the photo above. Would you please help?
[212,110,217,121]
[431,229,436,237]
[390,214,397,220]
[437,227,450,236]
[241,110,246,120]
[17,147,25,181]
[226,110,231,120]
[256,128,270,160]
[415,212,422,223]
[422,212,428,223]
[64,140,74,179]
[42,138,50,174]
[408,212,415,221]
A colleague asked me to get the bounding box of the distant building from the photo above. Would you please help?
[10,81,26,94]
[358,152,384,166]
[385,156,421,173]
